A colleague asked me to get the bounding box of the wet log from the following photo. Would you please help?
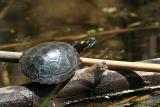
[0,86,33,107]
[0,58,160,107]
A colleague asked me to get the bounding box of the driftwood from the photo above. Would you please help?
[0,58,160,107]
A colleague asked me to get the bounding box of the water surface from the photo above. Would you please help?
[0,0,160,107]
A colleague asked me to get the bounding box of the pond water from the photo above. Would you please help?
[0,0,160,107]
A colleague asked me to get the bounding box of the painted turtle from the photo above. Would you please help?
[19,37,96,84]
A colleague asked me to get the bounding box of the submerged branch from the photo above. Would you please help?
[0,25,160,49]
[0,0,15,20]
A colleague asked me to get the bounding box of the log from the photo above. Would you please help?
[0,58,160,107]
[0,86,33,107]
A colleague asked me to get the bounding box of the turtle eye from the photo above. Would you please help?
[80,41,85,44]
[88,37,96,46]
[82,37,96,49]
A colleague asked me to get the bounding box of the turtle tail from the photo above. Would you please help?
[73,37,96,53]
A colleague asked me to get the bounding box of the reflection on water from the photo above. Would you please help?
[0,0,160,107]
[0,63,30,87]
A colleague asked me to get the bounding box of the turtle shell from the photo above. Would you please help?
[19,42,81,84]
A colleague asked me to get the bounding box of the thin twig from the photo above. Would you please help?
[0,50,159,72]
[81,57,160,72]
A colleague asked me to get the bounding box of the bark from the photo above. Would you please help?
[0,86,33,107]
[0,58,160,107]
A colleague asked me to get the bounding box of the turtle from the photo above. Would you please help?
[19,37,96,85]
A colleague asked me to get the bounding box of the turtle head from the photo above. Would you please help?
[73,37,96,53]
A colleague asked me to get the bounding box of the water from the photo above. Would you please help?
[0,0,160,106]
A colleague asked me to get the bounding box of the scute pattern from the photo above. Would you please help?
[19,42,80,84]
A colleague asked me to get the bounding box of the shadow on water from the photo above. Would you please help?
[0,0,160,107]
